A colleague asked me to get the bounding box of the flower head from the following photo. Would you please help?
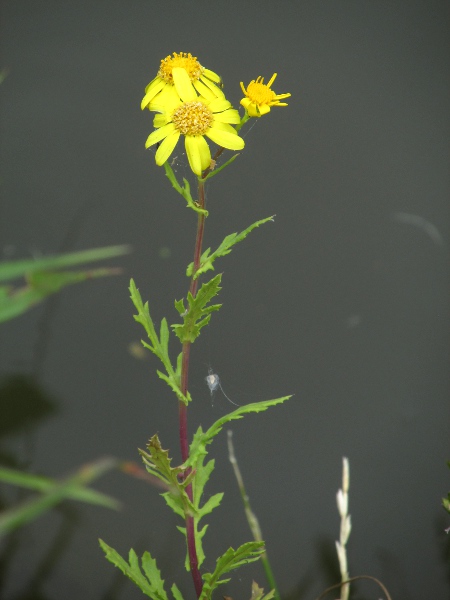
[141,52,224,111]
[240,73,291,117]
[145,68,244,176]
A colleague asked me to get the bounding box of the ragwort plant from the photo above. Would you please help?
[100,52,291,600]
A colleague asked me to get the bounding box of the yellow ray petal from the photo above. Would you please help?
[172,67,197,102]
[155,130,180,165]
[145,122,176,148]
[185,135,211,176]
[213,108,240,124]
[206,126,245,150]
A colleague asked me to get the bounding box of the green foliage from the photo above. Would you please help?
[250,581,276,600]
[0,245,129,323]
[177,397,291,570]
[99,540,184,600]
[185,397,292,470]
[139,435,195,517]
[186,216,274,280]
[0,458,120,536]
[164,162,208,216]
[130,279,191,405]
[172,274,222,343]
[200,541,266,600]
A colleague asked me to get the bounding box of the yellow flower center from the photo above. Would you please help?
[172,101,214,136]
[246,78,276,105]
[158,52,204,83]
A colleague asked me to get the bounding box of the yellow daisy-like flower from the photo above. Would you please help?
[145,68,244,177]
[240,73,291,117]
[141,52,224,111]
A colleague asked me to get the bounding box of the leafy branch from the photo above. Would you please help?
[130,279,191,405]
[200,541,266,600]
[172,274,222,344]
[100,541,184,600]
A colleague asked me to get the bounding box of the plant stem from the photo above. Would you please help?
[178,178,207,599]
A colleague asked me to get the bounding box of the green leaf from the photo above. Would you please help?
[200,541,266,600]
[163,162,208,216]
[250,581,275,600]
[443,496,450,513]
[174,397,290,570]
[185,397,292,470]
[171,584,184,600]
[171,275,222,344]
[0,267,123,324]
[186,216,274,279]
[130,279,190,404]
[0,245,130,283]
[139,435,194,518]
[99,541,168,600]
[0,458,120,536]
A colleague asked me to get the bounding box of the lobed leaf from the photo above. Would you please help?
[130,279,190,404]
[185,397,292,470]
[186,216,275,279]
[99,540,168,600]
[171,275,222,344]
[200,541,266,600]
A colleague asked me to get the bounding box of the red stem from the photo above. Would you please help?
[178,179,207,598]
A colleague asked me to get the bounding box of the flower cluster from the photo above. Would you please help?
[142,52,290,176]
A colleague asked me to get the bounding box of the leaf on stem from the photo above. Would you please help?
[185,397,292,470]
[139,434,195,517]
[163,162,208,216]
[171,274,222,343]
[130,279,191,404]
[99,540,177,600]
[186,216,275,279]
[200,541,266,600]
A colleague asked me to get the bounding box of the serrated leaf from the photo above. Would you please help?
[141,552,168,600]
[130,279,190,404]
[99,541,168,600]
[185,397,292,470]
[200,542,266,600]
[186,216,274,279]
[171,275,222,344]
[139,435,193,515]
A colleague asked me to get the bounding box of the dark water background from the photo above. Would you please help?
[1,2,449,599]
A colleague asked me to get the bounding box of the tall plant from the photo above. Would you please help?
[100,52,291,600]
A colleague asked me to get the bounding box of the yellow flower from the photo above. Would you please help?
[240,73,291,117]
[141,52,224,111]
[145,68,244,176]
